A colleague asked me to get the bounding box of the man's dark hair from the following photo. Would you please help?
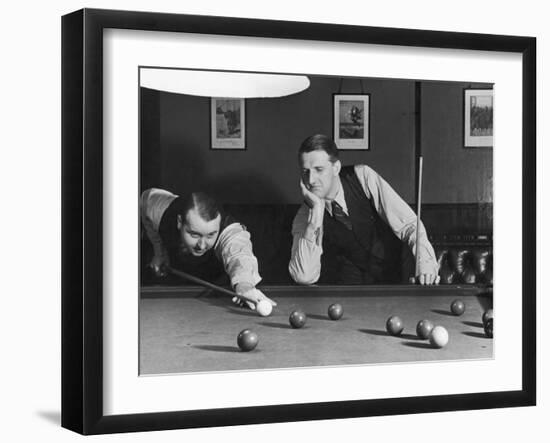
[178,192,221,222]
[298,134,339,163]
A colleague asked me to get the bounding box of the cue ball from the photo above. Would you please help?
[482,309,494,325]
[237,329,258,352]
[429,326,449,348]
[450,299,466,316]
[484,318,494,338]
[386,315,404,336]
[289,310,307,329]
[256,300,273,317]
[328,303,343,320]
[416,319,435,339]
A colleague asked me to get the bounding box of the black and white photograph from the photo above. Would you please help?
[464,89,494,147]
[333,93,370,150]
[211,97,246,149]
[139,67,494,376]
[3,0,548,441]
[55,4,540,438]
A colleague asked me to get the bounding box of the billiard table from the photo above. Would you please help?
[139,285,493,375]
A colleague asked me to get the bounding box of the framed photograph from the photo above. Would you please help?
[211,97,246,149]
[464,89,494,148]
[62,8,536,435]
[333,93,370,150]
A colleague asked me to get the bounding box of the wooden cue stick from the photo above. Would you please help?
[415,156,423,278]
[168,267,238,298]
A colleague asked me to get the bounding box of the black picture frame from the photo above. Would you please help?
[210,97,247,150]
[333,93,371,150]
[463,88,494,148]
[62,8,536,435]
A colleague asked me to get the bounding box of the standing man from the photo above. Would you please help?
[140,188,276,310]
[288,134,439,285]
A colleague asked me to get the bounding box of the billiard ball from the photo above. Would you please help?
[482,309,494,325]
[484,318,494,338]
[429,325,449,348]
[386,315,404,336]
[289,310,307,329]
[416,319,435,339]
[328,303,343,320]
[450,299,465,316]
[256,300,273,317]
[237,329,259,352]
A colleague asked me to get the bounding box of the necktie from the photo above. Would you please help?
[331,201,353,230]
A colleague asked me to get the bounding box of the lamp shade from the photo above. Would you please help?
[140,68,310,98]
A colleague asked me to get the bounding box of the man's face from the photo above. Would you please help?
[300,150,341,200]
[178,209,221,256]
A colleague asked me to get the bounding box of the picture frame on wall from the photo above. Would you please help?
[62,8,536,435]
[464,88,494,148]
[333,93,370,150]
[210,97,246,149]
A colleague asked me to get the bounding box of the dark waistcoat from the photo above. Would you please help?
[320,166,404,284]
[158,197,235,284]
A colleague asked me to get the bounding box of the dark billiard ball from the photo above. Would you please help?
[289,310,307,329]
[386,315,404,336]
[484,318,494,338]
[482,309,494,325]
[237,329,259,352]
[416,319,435,339]
[328,303,343,320]
[450,299,466,316]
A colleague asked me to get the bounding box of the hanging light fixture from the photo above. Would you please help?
[140,67,310,98]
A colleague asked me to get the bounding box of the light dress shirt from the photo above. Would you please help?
[140,188,261,288]
[288,164,438,284]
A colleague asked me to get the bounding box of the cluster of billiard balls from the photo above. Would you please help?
[385,299,494,348]
[385,315,448,348]
[238,299,493,352]
[289,302,343,329]
[453,299,493,338]
[237,303,344,351]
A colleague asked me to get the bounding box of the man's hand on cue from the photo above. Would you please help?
[149,257,169,278]
[233,283,277,310]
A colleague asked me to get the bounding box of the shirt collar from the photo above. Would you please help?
[325,178,347,215]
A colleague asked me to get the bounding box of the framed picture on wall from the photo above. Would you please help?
[333,93,370,150]
[464,89,494,148]
[210,97,246,149]
[62,8,535,436]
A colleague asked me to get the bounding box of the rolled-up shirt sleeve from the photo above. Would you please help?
[354,164,439,276]
[139,188,177,261]
[288,205,323,285]
[215,222,262,289]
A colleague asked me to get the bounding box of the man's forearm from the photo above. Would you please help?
[355,165,439,276]
[217,223,262,288]
[140,213,167,260]
[289,207,324,285]
[401,222,439,275]
[288,236,322,284]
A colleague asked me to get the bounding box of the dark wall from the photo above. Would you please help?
[421,81,493,203]
[141,76,416,204]
[140,76,492,205]
[140,87,161,191]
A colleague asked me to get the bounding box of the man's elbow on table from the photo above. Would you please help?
[288,265,320,286]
